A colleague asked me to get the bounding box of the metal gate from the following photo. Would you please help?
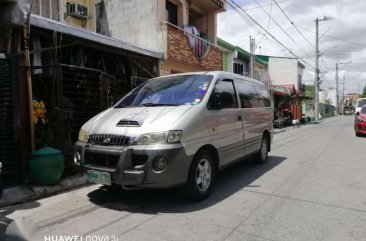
[0,59,16,177]
[32,64,117,175]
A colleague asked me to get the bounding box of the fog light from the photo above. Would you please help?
[153,156,167,172]
[74,151,81,166]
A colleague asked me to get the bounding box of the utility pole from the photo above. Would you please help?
[335,63,339,116]
[250,36,255,78]
[342,75,345,114]
[315,18,320,123]
[314,17,327,123]
[335,61,352,115]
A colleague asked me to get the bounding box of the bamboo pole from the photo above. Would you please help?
[23,25,35,151]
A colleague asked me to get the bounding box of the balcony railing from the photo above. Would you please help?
[164,21,222,71]
[165,21,215,59]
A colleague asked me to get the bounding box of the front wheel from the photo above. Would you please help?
[254,135,269,164]
[185,150,215,201]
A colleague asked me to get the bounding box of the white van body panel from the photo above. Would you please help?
[82,105,194,142]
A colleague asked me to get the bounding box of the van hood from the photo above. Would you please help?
[81,105,194,136]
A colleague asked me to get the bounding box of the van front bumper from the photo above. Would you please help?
[75,141,193,189]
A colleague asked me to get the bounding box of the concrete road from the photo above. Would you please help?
[2,116,366,241]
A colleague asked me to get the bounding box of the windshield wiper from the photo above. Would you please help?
[141,103,179,107]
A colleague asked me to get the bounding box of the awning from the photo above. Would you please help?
[30,14,164,60]
[272,85,294,96]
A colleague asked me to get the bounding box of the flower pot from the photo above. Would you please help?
[29,147,64,186]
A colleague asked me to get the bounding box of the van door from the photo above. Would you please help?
[212,78,244,166]
[234,79,263,155]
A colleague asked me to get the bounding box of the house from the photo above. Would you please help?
[95,0,226,74]
[217,38,269,86]
[0,0,164,183]
[256,55,306,125]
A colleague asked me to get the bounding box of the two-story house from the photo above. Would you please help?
[95,0,226,74]
[0,0,165,183]
[217,38,269,87]
[256,55,306,126]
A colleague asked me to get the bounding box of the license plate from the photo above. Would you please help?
[86,170,111,186]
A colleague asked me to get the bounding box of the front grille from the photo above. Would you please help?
[84,152,119,168]
[89,134,132,146]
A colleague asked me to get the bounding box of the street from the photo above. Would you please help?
[2,116,366,241]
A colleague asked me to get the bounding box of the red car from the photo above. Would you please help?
[355,105,366,137]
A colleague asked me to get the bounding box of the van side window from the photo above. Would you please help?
[235,80,259,108]
[255,84,271,107]
[215,79,238,109]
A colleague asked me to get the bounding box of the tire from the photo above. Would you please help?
[185,150,215,201]
[356,132,361,137]
[254,135,269,164]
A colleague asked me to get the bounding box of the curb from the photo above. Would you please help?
[0,175,90,208]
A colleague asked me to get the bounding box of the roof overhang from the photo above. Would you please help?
[30,14,164,59]
[272,85,295,97]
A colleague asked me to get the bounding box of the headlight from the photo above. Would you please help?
[136,130,182,145]
[78,129,89,142]
[167,130,182,143]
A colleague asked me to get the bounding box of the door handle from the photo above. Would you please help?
[238,115,242,121]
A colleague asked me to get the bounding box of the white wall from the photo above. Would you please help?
[268,58,300,90]
[104,0,166,53]
[327,87,337,106]
[319,87,337,106]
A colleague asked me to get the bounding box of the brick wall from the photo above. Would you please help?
[166,25,222,71]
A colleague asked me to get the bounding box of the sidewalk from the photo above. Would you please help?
[0,174,90,208]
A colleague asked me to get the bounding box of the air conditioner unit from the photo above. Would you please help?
[67,3,88,19]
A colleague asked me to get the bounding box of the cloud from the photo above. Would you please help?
[218,0,366,94]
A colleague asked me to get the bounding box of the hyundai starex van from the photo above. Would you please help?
[75,71,273,200]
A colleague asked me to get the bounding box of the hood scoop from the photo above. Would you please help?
[116,118,143,127]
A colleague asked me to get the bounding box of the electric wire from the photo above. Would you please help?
[224,0,315,71]
[272,0,315,49]
[252,0,313,60]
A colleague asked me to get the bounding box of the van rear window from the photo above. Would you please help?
[115,75,213,107]
[357,99,366,107]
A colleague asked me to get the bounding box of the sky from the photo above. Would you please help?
[217,0,366,95]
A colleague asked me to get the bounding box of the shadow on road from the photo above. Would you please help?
[87,155,286,214]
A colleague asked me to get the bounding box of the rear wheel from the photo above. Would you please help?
[185,150,215,201]
[254,135,269,164]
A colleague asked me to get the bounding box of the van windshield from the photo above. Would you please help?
[115,75,213,107]
[357,99,366,107]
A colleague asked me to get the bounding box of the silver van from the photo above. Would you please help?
[75,71,273,200]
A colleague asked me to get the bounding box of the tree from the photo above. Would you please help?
[360,86,366,98]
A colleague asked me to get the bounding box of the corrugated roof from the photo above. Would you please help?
[217,38,236,51]
[30,14,164,59]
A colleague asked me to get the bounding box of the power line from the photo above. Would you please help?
[295,24,366,47]
[253,0,313,59]
[272,0,315,50]
[224,0,316,71]
[243,0,291,11]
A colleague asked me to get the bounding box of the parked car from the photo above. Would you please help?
[355,105,366,137]
[74,71,273,200]
[344,106,353,115]
[355,98,366,115]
